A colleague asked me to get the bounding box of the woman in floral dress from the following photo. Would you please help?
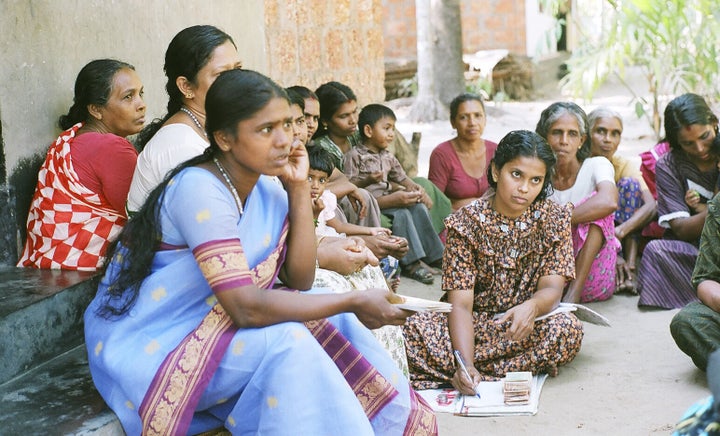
[403,130,584,393]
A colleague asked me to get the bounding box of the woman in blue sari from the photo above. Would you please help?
[84,69,436,435]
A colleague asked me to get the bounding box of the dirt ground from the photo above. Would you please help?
[390,75,710,435]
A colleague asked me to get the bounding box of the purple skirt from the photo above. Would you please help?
[637,239,700,309]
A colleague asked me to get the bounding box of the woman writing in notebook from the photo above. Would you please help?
[403,130,584,394]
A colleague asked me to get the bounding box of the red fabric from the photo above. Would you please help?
[71,132,138,213]
[17,123,135,270]
[639,141,670,238]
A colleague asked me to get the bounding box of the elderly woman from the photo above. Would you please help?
[428,93,498,212]
[536,102,620,304]
[637,93,719,309]
[18,59,145,270]
[403,130,583,392]
[588,107,657,293]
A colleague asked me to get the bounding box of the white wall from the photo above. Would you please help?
[0,0,265,176]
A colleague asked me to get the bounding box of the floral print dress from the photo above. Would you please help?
[402,195,584,389]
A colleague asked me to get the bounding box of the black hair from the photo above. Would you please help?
[287,85,318,102]
[58,59,135,130]
[449,93,485,121]
[487,130,556,202]
[285,88,305,111]
[535,101,590,161]
[97,69,288,318]
[358,104,396,140]
[308,144,335,176]
[663,93,719,151]
[135,25,236,149]
[313,81,357,139]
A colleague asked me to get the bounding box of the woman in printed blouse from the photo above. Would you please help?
[428,93,498,212]
[403,130,583,392]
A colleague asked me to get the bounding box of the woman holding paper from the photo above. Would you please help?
[403,130,584,393]
[637,93,719,309]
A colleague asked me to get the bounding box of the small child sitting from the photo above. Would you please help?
[343,104,444,285]
[309,145,390,240]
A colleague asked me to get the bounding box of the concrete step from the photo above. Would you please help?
[0,267,97,384]
[0,344,121,435]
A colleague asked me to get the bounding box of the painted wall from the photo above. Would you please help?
[0,0,266,177]
[264,0,386,108]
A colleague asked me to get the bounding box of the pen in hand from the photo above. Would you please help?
[453,349,482,399]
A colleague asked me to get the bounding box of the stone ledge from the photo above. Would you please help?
[0,267,97,384]
[0,345,121,435]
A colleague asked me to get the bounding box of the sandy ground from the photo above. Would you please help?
[389,76,710,435]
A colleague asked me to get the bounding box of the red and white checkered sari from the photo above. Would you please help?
[17,123,126,270]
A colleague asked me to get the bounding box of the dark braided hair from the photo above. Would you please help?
[58,59,135,130]
[98,69,289,317]
[487,130,556,203]
[134,25,235,150]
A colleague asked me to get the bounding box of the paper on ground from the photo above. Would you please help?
[417,374,548,417]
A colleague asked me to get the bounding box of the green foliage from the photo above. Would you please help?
[396,75,418,98]
[560,0,720,138]
[465,76,492,100]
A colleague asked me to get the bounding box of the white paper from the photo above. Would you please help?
[417,374,548,417]
[687,179,714,200]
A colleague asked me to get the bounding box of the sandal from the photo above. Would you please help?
[420,260,442,275]
[402,262,434,285]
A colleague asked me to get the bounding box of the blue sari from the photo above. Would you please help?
[84,168,436,435]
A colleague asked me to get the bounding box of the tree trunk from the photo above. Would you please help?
[431,0,465,106]
[409,0,449,122]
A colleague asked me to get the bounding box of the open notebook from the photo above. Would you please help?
[417,374,548,416]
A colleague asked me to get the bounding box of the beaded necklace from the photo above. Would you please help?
[213,157,244,215]
[179,107,207,138]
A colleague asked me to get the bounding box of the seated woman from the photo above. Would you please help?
[536,102,619,303]
[428,93,498,212]
[637,93,719,309]
[587,108,657,293]
[314,81,452,239]
[290,84,407,262]
[403,130,583,392]
[84,69,436,435]
[18,59,144,270]
[127,25,242,212]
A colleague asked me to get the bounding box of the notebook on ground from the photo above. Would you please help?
[417,373,548,417]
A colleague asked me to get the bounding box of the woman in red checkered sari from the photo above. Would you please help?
[18,59,145,270]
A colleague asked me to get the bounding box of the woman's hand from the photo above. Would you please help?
[685,189,707,213]
[451,361,482,396]
[317,237,373,275]
[347,187,368,219]
[360,233,409,260]
[350,288,412,329]
[496,300,538,342]
[278,139,309,187]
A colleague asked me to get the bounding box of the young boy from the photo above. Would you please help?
[343,104,444,285]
